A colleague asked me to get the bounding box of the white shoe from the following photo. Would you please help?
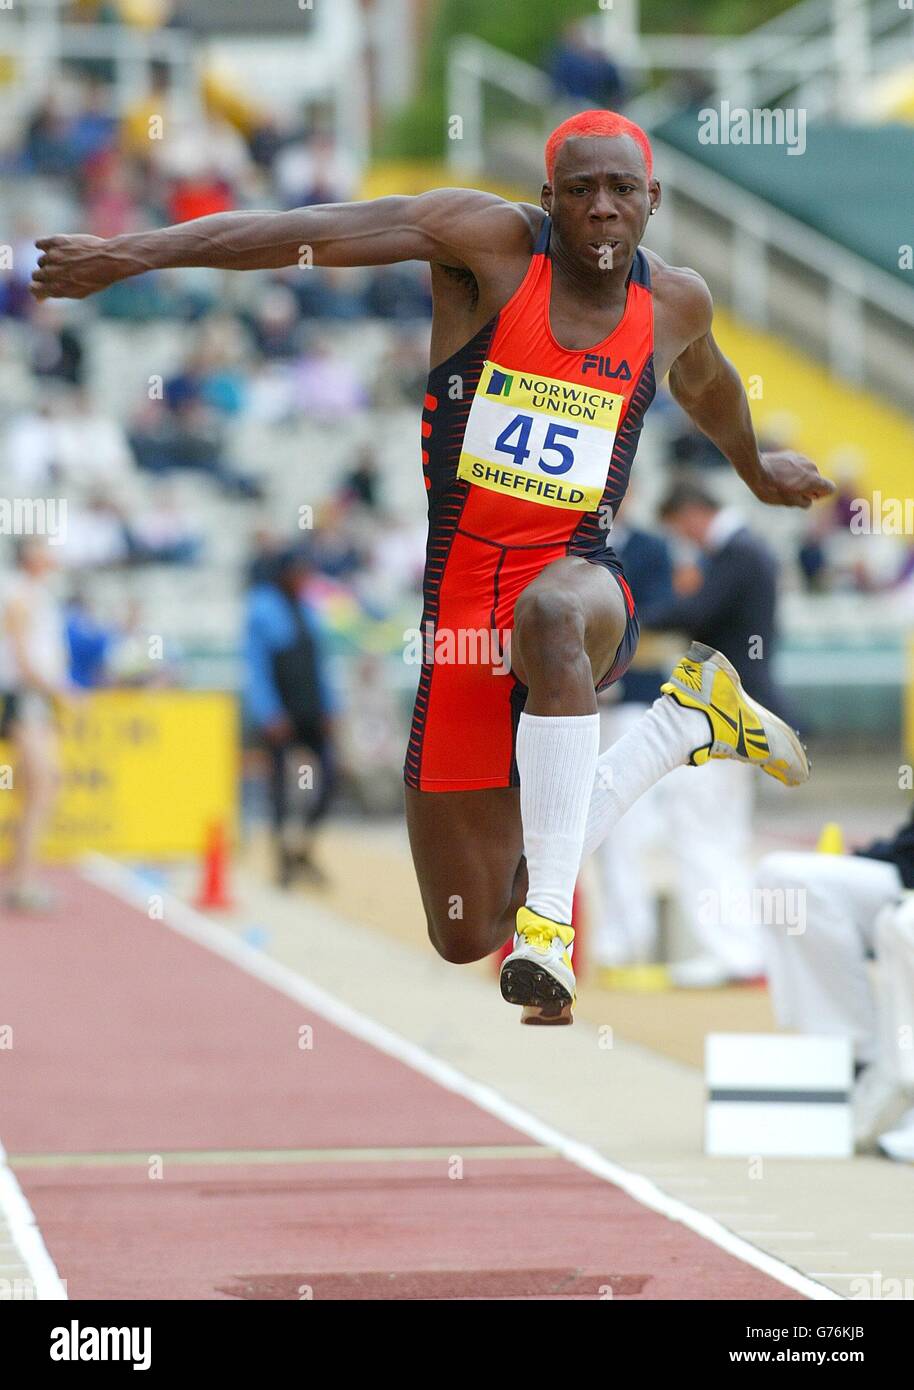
[853,1064,907,1149]
[878,1106,914,1162]
[500,907,576,1025]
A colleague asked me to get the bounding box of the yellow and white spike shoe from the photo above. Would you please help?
[500,907,576,1026]
[661,641,809,787]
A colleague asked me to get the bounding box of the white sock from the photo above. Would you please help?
[582,696,711,860]
[516,711,600,927]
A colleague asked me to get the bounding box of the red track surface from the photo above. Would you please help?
[0,870,802,1300]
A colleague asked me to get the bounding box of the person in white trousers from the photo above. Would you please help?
[593,487,783,986]
[757,825,914,1156]
[594,698,762,982]
[874,897,914,1159]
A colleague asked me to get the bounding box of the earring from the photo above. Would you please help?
[649,208,656,215]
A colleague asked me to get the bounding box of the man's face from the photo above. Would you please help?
[664,504,712,548]
[280,562,310,597]
[543,135,659,272]
[23,541,57,577]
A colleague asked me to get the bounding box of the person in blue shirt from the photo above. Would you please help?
[65,590,114,689]
[547,21,625,110]
[243,546,340,886]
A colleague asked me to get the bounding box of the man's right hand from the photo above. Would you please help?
[31,235,133,301]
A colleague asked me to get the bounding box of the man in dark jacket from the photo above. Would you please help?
[591,514,675,969]
[641,478,786,719]
[619,480,788,986]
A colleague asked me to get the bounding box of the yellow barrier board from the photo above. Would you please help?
[907,638,914,772]
[0,691,238,861]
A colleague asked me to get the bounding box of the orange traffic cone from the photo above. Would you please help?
[195,821,233,910]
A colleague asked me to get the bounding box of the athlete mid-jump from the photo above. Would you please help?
[32,110,834,1024]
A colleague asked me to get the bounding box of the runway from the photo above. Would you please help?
[0,860,834,1301]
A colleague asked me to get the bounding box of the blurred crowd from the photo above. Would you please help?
[0,34,426,910]
[0,35,435,874]
[1,11,910,893]
[0,46,432,623]
[651,392,914,603]
[1,30,903,618]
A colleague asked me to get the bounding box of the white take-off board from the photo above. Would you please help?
[705,1033,853,1158]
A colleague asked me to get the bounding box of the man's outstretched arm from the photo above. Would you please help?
[667,274,835,508]
[30,188,530,301]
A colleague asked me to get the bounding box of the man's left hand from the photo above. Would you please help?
[753,451,837,508]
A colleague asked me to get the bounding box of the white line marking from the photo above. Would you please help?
[0,1139,67,1299]
[736,1231,817,1240]
[705,1212,779,1221]
[81,853,843,1302]
[786,1255,850,1260]
[778,1250,849,1256]
[688,1196,753,1205]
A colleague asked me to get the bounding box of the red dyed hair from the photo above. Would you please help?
[545,109,653,183]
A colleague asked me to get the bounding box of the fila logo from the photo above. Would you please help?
[581,353,631,381]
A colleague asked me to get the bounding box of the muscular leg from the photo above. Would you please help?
[407,556,626,964]
[408,557,797,971]
[511,556,627,708]
[405,785,527,963]
[510,557,625,927]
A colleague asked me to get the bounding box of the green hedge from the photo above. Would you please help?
[641,0,796,34]
[378,0,595,160]
[379,0,800,160]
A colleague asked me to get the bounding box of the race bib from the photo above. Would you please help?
[457,360,624,510]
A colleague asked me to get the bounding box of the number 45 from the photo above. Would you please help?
[494,414,578,476]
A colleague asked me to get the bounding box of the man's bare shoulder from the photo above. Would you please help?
[642,249,714,335]
[412,188,543,264]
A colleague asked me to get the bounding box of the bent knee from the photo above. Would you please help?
[512,589,589,691]
[514,587,586,654]
[426,909,510,965]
